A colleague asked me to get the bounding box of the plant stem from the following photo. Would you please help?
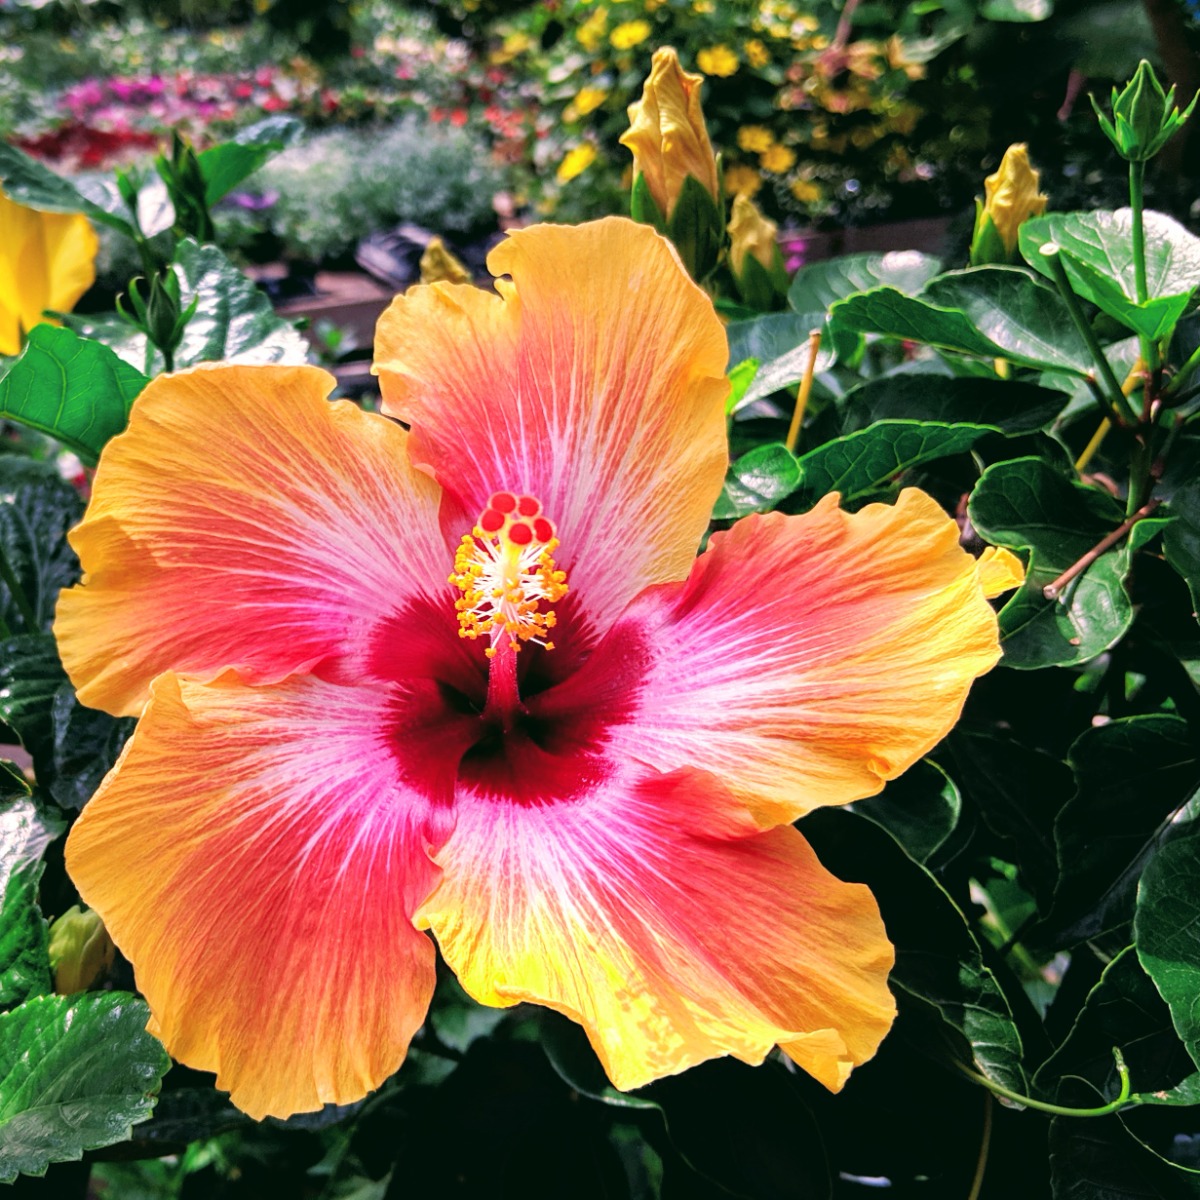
[1164,342,1200,400]
[967,1093,993,1200]
[1042,245,1137,423]
[957,1048,1131,1118]
[784,329,822,454]
[1075,419,1111,473]
[1042,499,1160,599]
[0,540,37,631]
[1129,159,1162,383]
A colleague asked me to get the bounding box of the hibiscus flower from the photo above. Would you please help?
[57,217,1009,1120]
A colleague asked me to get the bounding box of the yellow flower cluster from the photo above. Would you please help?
[557,143,598,184]
[696,44,738,77]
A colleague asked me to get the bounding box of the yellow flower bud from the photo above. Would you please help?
[620,46,720,221]
[48,905,115,995]
[0,186,98,356]
[419,238,472,286]
[978,144,1048,259]
[728,193,779,277]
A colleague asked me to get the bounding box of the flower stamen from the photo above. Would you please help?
[449,492,568,657]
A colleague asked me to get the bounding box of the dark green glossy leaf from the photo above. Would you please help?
[969,457,1133,667]
[0,143,133,236]
[428,973,509,1056]
[0,326,148,466]
[1034,947,1197,1109]
[791,419,994,510]
[170,238,308,369]
[1136,833,1200,1077]
[0,791,61,898]
[831,267,1094,374]
[802,808,1029,1094]
[852,759,961,864]
[0,459,84,633]
[1038,716,1200,948]
[711,443,800,518]
[946,728,1071,909]
[1049,1116,1192,1200]
[0,635,131,811]
[0,857,48,1012]
[725,311,833,407]
[1021,210,1200,342]
[0,992,169,1182]
[839,374,1069,436]
[1164,479,1200,622]
[647,1059,831,1200]
[539,1012,661,1113]
[787,249,941,313]
[197,116,302,206]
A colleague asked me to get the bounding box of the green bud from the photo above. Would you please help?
[156,131,215,242]
[1091,59,1198,162]
[48,905,115,994]
[665,172,725,284]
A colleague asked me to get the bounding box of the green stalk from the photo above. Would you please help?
[1129,160,1161,380]
[1164,342,1200,400]
[1043,246,1138,424]
[957,1048,1131,1118]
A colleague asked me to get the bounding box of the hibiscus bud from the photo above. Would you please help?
[620,47,723,281]
[727,194,789,309]
[1091,59,1198,163]
[419,237,472,286]
[48,905,115,994]
[969,144,1048,265]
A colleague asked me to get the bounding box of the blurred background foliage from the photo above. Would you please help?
[2,0,1198,273]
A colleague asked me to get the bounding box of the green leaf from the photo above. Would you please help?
[646,1059,831,1200]
[968,457,1134,668]
[981,0,1052,19]
[946,729,1071,909]
[0,992,169,1183]
[852,759,961,864]
[1135,833,1200,1077]
[725,310,834,406]
[0,791,61,897]
[0,635,131,812]
[0,325,149,466]
[1049,1116,1191,1200]
[724,358,759,415]
[539,1012,662,1113]
[787,249,942,313]
[170,239,308,369]
[832,267,1095,375]
[196,115,302,206]
[802,808,1030,1094]
[0,861,50,1011]
[1021,211,1200,341]
[1034,947,1198,1109]
[1038,717,1200,949]
[1164,478,1200,622]
[711,443,800,519]
[839,373,1069,436]
[790,419,995,511]
[0,459,85,633]
[0,143,133,237]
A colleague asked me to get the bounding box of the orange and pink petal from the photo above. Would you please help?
[373,218,730,644]
[55,363,448,717]
[417,767,895,1093]
[65,671,447,1120]
[571,489,1003,827]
